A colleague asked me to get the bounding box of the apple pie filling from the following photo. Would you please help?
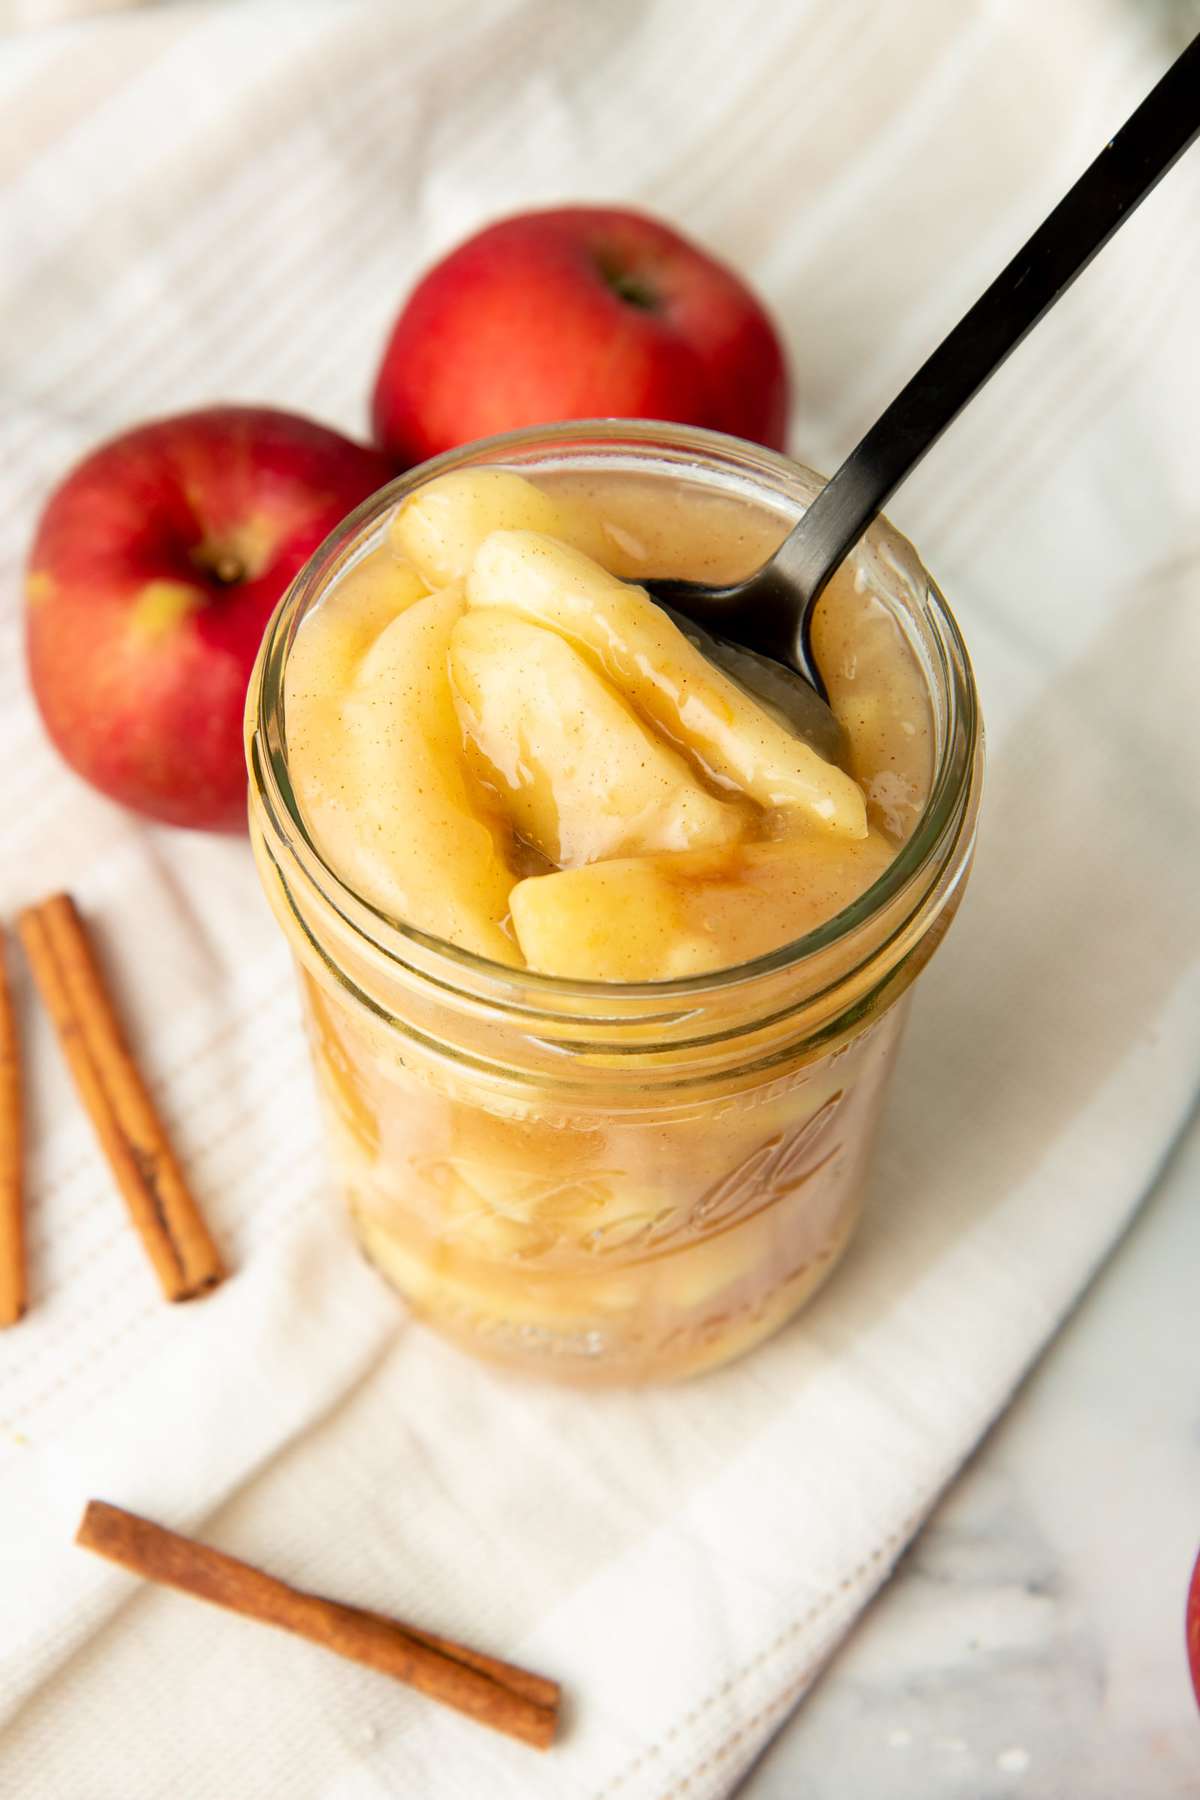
[284,469,931,977]
[265,458,949,1380]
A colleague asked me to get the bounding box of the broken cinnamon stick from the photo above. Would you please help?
[76,1501,559,1749]
[0,927,24,1326]
[17,894,223,1301]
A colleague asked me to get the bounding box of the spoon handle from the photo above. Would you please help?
[781,31,1200,612]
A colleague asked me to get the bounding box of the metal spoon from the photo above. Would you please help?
[644,32,1200,758]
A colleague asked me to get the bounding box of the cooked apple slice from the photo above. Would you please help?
[510,829,895,980]
[810,561,934,842]
[284,543,427,728]
[512,857,708,981]
[391,468,612,589]
[283,545,429,858]
[290,586,518,964]
[449,608,747,867]
[467,531,867,838]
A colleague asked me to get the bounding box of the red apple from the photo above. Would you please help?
[26,406,394,831]
[371,206,791,464]
[1188,1543,1200,1709]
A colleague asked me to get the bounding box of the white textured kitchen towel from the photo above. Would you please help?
[1,2,1197,1794]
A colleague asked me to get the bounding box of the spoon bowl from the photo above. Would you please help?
[658,599,847,762]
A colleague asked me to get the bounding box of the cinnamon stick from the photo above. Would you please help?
[17,894,222,1301]
[0,927,24,1326]
[76,1501,559,1749]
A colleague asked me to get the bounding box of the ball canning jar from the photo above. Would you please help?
[246,422,983,1382]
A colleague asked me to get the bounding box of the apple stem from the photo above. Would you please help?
[594,253,658,312]
[212,555,244,585]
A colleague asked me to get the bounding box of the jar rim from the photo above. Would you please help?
[247,419,981,1014]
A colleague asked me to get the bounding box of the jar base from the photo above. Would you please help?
[353,1204,859,1385]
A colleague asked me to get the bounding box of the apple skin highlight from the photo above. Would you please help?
[372,207,791,464]
[26,406,394,832]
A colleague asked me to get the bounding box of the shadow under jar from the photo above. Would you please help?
[245,422,983,1383]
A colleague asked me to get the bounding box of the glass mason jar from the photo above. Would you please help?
[245,422,983,1383]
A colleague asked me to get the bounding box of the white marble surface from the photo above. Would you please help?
[737,1100,1200,1799]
